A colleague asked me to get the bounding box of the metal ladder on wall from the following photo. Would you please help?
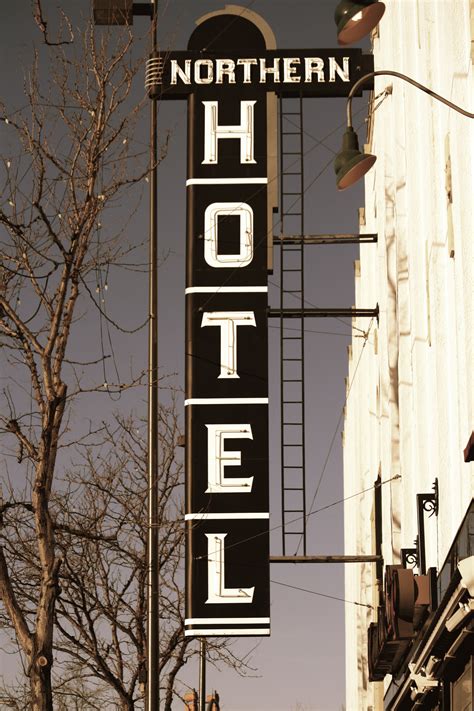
[279,95,307,556]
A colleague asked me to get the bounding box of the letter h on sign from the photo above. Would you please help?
[184,10,271,638]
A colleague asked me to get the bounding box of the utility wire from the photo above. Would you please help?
[194,473,400,560]
[269,323,357,338]
[186,317,368,380]
[295,316,375,554]
[191,316,379,562]
[204,0,258,50]
[193,89,384,262]
[271,579,373,609]
[193,105,373,316]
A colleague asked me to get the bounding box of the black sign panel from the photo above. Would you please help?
[185,11,271,638]
[186,404,269,515]
[187,292,268,400]
[186,184,268,287]
[155,48,373,99]
[185,519,270,636]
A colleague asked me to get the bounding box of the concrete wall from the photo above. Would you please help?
[343,1,474,709]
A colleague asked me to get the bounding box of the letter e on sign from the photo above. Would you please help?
[205,424,254,493]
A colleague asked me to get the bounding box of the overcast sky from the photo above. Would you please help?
[0,2,372,709]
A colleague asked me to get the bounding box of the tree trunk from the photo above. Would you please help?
[30,662,53,711]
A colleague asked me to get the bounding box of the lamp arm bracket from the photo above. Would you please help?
[347,70,474,127]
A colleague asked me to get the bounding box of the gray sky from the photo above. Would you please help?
[0,2,372,709]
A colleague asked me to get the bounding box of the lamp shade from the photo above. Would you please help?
[335,0,385,46]
[334,127,376,190]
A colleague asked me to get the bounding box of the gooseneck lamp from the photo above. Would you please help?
[335,70,474,190]
[335,0,385,46]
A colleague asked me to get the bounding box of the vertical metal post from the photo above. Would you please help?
[147,1,159,708]
[199,639,206,711]
[374,475,383,606]
[278,94,286,555]
[416,484,438,577]
[298,90,307,556]
[278,94,285,555]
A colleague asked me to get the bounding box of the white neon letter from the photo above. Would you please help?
[204,202,253,268]
[205,424,254,493]
[304,57,325,83]
[201,311,256,379]
[259,57,280,83]
[171,59,192,85]
[194,59,214,85]
[202,100,256,164]
[329,56,350,83]
[205,533,255,604]
[216,59,236,84]
[237,58,258,83]
[283,57,301,83]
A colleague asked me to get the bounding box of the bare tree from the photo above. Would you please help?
[2,405,256,710]
[0,9,256,708]
[0,8,153,708]
[54,407,191,710]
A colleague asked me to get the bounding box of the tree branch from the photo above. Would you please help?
[33,1,74,46]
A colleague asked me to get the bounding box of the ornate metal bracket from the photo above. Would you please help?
[419,479,439,518]
[401,546,419,569]
[416,480,439,574]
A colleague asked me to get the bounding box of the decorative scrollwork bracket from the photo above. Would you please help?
[420,479,439,518]
[401,546,419,569]
[416,480,439,574]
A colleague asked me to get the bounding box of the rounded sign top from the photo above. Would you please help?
[188,7,273,52]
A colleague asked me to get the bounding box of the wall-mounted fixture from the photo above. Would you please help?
[334,72,474,190]
[368,566,437,681]
[334,0,385,46]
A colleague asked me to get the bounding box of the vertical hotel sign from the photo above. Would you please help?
[150,5,374,638]
[184,10,273,638]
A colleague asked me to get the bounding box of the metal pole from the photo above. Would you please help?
[147,1,159,708]
[268,307,379,319]
[199,639,206,711]
[269,555,383,563]
[273,233,378,244]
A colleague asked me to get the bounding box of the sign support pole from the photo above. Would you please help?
[147,1,159,708]
[92,1,160,705]
[270,555,383,563]
[199,639,207,711]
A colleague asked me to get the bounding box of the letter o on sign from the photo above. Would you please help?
[204,202,254,268]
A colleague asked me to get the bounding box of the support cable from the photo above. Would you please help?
[271,579,373,609]
[194,474,400,560]
[295,317,375,554]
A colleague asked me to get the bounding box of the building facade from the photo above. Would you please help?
[343,1,474,709]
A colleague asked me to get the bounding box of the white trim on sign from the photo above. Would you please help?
[186,177,268,185]
[185,617,270,625]
[185,512,269,520]
[184,397,269,406]
[185,629,270,636]
[185,286,268,294]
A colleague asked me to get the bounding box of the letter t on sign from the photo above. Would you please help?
[201,311,257,378]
